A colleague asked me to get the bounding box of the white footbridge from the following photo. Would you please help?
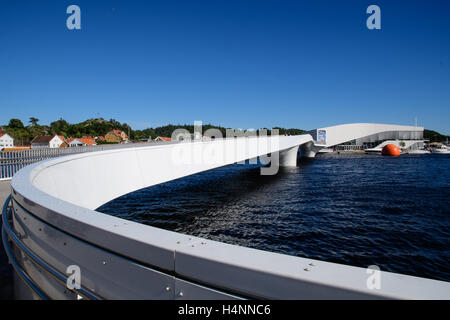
[2,123,449,299]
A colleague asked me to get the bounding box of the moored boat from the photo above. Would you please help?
[408,149,431,154]
[431,145,450,154]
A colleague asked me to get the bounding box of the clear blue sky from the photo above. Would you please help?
[0,0,449,133]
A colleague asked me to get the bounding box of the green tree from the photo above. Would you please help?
[50,118,70,136]
[8,118,24,129]
[29,117,39,126]
[424,129,449,143]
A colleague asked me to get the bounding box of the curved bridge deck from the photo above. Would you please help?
[2,135,450,299]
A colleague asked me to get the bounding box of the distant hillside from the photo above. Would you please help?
[1,118,306,144]
[1,117,447,144]
[1,118,133,145]
[423,129,449,143]
[137,124,305,139]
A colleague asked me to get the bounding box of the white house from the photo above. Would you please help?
[31,135,65,149]
[0,133,14,150]
[153,136,172,142]
[67,137,96,147]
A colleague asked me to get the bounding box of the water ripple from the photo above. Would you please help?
[98,154,450,281]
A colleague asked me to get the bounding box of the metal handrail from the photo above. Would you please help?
[0,141,166,180]
[2,195,48,299]
[2,228,49,299]
[1,195,101,300]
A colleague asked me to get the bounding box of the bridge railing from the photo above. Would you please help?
[335,145,365,151]
[3,137,450,299]
[0,142,163,181]
[6,184,450,300]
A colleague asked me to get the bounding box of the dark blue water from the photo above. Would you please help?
[99,154,450,282]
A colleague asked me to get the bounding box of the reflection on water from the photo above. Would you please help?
[99,154,450,281]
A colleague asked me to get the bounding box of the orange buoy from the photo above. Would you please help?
[381,144,401,156]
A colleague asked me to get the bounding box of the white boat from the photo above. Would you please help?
[364,148,382,154]
[431,145,450,154]
[318,148,334,153]
[408,149,431,154]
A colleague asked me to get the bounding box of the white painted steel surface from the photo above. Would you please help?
[6,134,450,299]
[0,141,172,180]
[309,123,424,148]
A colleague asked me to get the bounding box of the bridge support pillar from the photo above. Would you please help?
[300,142,318,158]
[279,146,299,167]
